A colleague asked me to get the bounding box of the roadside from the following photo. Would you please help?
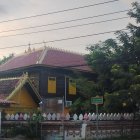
[0,135,39,140]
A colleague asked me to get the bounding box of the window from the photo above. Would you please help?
[48,77,56,94]
[68,79,76,95]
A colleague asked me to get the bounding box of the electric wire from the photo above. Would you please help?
[0,28,127,50]
[0,10,128,33]
[0,16,128,38]
[0,0,118,24]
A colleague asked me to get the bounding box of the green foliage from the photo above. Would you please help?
[0,53,14,65]
[26,113,42,138]
[70,98,82,113]
[133,75,140,83]
[26,121,39,138]
[70,77,101,113]
[104,90,135,113]
[86,39,116,74]
[75,2,140,114]
[76,78,99,98]
[5,113,42,139]
[128,2,140,23]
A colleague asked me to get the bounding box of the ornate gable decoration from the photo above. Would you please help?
[0,73,41,104]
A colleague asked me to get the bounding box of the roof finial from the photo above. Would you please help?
[28,43,31,53]
[43,41,46,49]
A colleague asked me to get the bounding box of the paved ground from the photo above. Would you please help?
[1,135,140,140]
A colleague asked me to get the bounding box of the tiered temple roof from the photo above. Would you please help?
[0,47,92,72]
[42,49,90,71]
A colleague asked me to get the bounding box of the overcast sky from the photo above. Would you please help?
[0,0,138,58]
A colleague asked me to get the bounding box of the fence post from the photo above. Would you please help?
[81,123,87,139]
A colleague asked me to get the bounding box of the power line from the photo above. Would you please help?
[0,0,118,24]
[0,10,128,33]
[0,28,127,50]
[0,16,128,38]
[39,29,127,43]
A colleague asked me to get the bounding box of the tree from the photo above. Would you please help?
[85,2,140,113]
[0,53,14,65]
[71,2,140,114]
[70,77,99,113]
[86,39,118,94]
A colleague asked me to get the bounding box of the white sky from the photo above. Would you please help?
[0,0,138,58]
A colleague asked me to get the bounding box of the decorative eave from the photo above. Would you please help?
[6,73,41,102]
[6,73,28,100]
[27,78,41,101]
[0,64,94,76]
[0,99,16,104]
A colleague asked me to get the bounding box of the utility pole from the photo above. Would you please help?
[91,96,103,140]
[96,104,99,140]
[64,76,67,106]
[62,96,65,140]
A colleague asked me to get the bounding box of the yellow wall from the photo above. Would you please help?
[6,87,38,114]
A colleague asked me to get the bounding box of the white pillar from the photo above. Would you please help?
[81,123,87,139]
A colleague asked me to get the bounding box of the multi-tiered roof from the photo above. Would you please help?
[0,47,92,72]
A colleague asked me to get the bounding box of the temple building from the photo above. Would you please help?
[0,74,41,114]
[0,47,94,114]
